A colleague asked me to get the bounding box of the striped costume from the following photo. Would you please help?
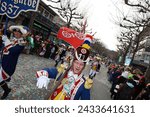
[0,37,25,82]
[36,67,90,100]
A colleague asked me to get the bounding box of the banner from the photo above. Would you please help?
[0,0,40,19]
[57,27,85,49]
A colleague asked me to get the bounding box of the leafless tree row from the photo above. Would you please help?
[116,0,150,82]
[46,0,117,60]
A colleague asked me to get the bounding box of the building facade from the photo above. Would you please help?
[132,37,150,72]
[0,0,65,40]
[134,38,150,64]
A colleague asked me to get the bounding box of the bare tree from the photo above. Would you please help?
[123,0,150,82]
[117,30,134,64]
[124,0,150,13]
[46,0,84,28]
[119,9,150,63]
[91,38,107,56]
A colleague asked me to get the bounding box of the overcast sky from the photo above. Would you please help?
[78,0,132,51]
[44,0,132,51]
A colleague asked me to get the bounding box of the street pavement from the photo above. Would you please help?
[83,64,111,100]
[0,54,111,100]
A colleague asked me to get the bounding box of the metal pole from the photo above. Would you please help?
[4,16,9,35]
[0,15,3,23]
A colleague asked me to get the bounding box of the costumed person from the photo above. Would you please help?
[25,33,34,54]
[61,46,74,69]
[136,83,150,100]
[89,56,100,79]
[35,34,93,100]
[0,25,29,99]
[54,44,66,67]
[39,41,46,56]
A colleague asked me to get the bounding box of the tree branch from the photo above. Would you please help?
[47,0,61,3]
[124,0,150,12]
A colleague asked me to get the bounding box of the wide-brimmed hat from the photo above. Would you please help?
[9,25,29,35]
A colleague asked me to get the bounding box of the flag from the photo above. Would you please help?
[57,27,85,49]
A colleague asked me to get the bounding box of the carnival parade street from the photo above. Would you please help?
[0,54,111,100]
[0,0,149,101]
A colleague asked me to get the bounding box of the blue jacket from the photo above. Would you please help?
[41,67,90,100]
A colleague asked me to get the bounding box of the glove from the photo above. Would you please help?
[2,35,8,41]
[36,76,50,89]
[84,78,93,89]
[2,35,11,46]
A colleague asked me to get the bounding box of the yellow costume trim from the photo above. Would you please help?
[54,91,66,100]
[57,64,65,73]
[84,78,93,89]
[82,44,90,49]
[61,78,68,85]
[53,64,66,86]
[92,66,97,70]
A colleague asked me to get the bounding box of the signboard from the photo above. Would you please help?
[118,56,122,63]
[0,0,40,19]
[124,56,131,66]
[57,27,85,49]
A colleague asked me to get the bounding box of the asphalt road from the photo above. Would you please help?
[83,63,111,100]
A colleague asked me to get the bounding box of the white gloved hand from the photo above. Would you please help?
[36,76,50,89]
[2,35,11,46]
[2,35,8,41]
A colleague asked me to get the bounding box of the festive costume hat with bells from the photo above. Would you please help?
[75,34,93,62]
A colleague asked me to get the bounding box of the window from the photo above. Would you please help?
[49,14,54,21]
[44,10,49,18]
[38,6,44,14]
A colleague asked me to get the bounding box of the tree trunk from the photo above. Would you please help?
[121,41,131,65]
[67,16,72,28]
[131,37,140,64]
[121,52,126,65]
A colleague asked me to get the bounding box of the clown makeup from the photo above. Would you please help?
[72,60,85,74]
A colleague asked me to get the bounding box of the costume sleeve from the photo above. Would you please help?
[80,89,90,100]
[9,45,25,55]
[41,67,58,79]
